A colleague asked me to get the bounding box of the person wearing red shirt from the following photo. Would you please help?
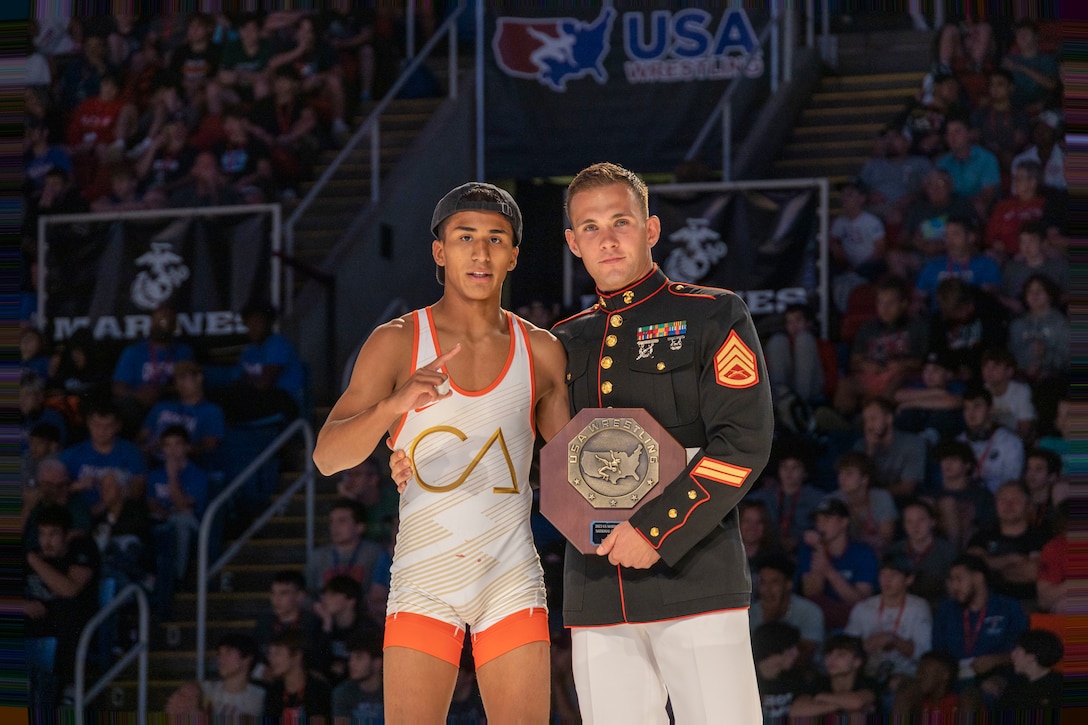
[66,73,136,199]
[983,160,1044,261]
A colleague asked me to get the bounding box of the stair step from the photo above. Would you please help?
[791,121,885,137]
[95,680,185,713]
[780,139,875,158]
[809,88,915,106]
[775,155,867,169]
[801,103,901,119]
[172,591,274,620]
[773,159,865,178]
[153,619,257,652]
[819,71,925,88]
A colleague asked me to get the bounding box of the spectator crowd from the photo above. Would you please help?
[22,9,1065,723]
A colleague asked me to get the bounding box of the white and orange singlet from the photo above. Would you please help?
[386,307,547,633]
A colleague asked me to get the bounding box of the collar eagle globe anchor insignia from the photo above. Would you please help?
[567,418,659,509]
[540,408,687,554]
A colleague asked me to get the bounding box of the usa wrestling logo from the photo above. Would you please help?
[492,7,616,91]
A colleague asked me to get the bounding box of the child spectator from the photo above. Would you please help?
[314,574,374,684]
[217,13,273,103]
[903,169,974,259]
[212,110,274,202]
[749,553,825,667]
[57,33,112,111]
[830,178,886,278]
[168,14,222,104]
[219,303,305,422]
[22,423,64,489]
[853,397,926,501]
[112,303,195,434]
[89,164,161,213]
[927,278,1007,382]
[24,119,72,198]
[893,351,966,443]
[263,630,332,721]
[747,444,825,553]
[202,633,267,718]
[845,554,932,688]
[140,359,226,466]
[306,498,386,598]
[135,116,198,194]
[936,117,1000,219]
[739,500,782,599]
[932,440,996,551]
[49,328,111,401]
[837,276,928,416]
[1008,273,1069,383]
[20,328,51,382]
[966,481,1047,603]
[980,348,1035,439]
[66,72,137,200]
[1002,18,1060,112]
[1000,221,1068,311]
[752,622,810,722]
[331,629,385,722]
[983,161,1045,261]
[22,458,92,552]
[958,387,1024,494]
[798,497,880,630]
[886,499,958,608]
[858,126,932,230]
[253,570,325,669]
[891,651,961,721]
[764,303,826,410]
[268,14,350,141]
[20,374,68,452]
[996,629,1063,714]
[828,451,898,554]
[895,73,964,158]
[914,216,1001,312]
[148,425,209,617]
[1011,111,1065,189]
[931,554,1027,690]
[970,70,1030,173]
[60,401,148,511]
[336,457,400,543]
[1023,447,1061,530]
[789,635,879,719]
[249,65,319,190]
[168,149,243,207]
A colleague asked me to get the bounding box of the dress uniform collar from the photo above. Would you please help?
[596,266,669,312]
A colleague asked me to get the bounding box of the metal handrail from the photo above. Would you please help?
[74,584,149,724]
[284,1,466,315]
[195,418,315,680]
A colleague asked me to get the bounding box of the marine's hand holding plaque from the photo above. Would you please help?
[539,408,686,555]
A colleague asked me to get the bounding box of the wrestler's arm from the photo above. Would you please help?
[526,325,571,442]
[313,318,460,476]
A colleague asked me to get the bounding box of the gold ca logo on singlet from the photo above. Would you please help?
[409,426,519,494]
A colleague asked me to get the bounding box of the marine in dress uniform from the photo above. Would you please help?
[553,264,774,722]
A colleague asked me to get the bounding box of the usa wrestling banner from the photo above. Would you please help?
[485,4,767,177]
[41,207,275,342]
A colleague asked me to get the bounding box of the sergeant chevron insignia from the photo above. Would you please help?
[714,330,758,388]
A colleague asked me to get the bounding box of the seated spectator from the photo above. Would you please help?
[895,72,964,158]
[914,216,1001,312]
[202,633,267,718]
[1002,18,1060,113]
[749,553,825,667]
[1036,397,1073,470]
[1008,274,1069,383]
[336,456,400,543]
[324,2,381,103]
[254,570,325,670]
[891,651,961,721]
[112,303,195,435]
[827,451,898,554]
[24,119,73,199]
[830,177,886,280]
[140,359,226,466]
[134,116,198,195]
[936,117,1000,220]
[983,161,1045,262]
[20,374,68,452]
[858,126,932,230]
[932,554,1027,691]
[932,18,995,106]
[49,327,111,401]
[24,505,101,710]
[764,303,826,410]
[57,32,111,111]
[220,303,305,422]
[66,72,138,201]
[212,110,275,202]
[169,13,222,106]
[1000,222,1068,313]
[60,401,148,512]
[248,65,319,190]
[269,14,350,141]
[789,634,879,719]
[168,149,243,207]
[163,680,204,717]
[845,553,932,689]
[1023,447,1061,530]
[264,630,332,721]
[746,444,825,553]
[996,629,1063,714]
[1011,110,1065,190]
[836,276,927,416]
[853,397,926,501]
[927,278,1007,382]
[315,574,377,684]
[893,351,966,443]
[306,498,385,598]
[966,481,1047,603]
[798,497,880,630]
[22,457,92,553]
[22,423,64,489]
[752,622,811,722]
[217,13,273,104]
[20,328,51,382]
[980,348,1035,439]
[931,440,996,551]
[903,169,974,259]
[89,163,162,213]
[1036,503,1067,613]
[148,426,209,618]
[332,629,385,722]
[958,387,1024,495]
[887,499,958,608]
[740,500,782,596]
[970,70,1030,174]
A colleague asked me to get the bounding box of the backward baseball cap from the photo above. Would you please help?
[430,182,523,284]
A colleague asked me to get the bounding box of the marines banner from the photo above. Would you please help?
[486,3,766,177]
[42,211,273,342]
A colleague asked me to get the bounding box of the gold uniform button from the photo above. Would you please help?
[605,334,618,347]
[657,362,665,370]
[601,356,613,369]
[668,509,678,519]
[610,315,623,328]
[649,527,660,537]
[688,490,697,499]
[565,372,572,381]
[623,291,635,304]
[601,381,613,395]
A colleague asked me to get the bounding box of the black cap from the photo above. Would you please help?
[431,182,523,247]
[881,552,915,575]
[812,496,850,520]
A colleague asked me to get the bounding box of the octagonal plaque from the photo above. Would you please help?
[540,408,687,554]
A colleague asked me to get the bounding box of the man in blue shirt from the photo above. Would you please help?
[141,359,225,468]
[914,216,1001,312]
[936,117,1000,221]
[218,303,304,423]
[112,303,194,436]
[60,401,147,511]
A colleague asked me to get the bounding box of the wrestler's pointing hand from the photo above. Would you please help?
[394,343,461,412]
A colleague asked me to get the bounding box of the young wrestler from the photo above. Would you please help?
[313,182,568,723]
